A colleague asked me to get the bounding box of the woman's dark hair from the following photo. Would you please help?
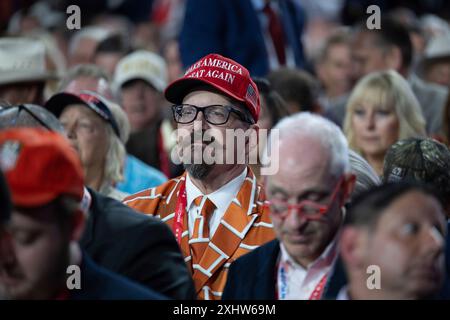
[253,77,290,127]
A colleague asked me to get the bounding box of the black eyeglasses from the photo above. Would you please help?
[171,104,254,125]
[0,105,53,131]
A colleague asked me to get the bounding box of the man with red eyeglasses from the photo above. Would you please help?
[223,112,355,300]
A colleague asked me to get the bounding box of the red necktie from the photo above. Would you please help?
[191,196,216,261]
[263,3,286,65]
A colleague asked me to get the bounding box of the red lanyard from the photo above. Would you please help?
[173,179,187,244]
[309,273,328,300]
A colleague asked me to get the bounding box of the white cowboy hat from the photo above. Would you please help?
[423,33,450,61]
[0,38,54,86]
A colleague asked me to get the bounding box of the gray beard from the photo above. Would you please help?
[184,163,214,180]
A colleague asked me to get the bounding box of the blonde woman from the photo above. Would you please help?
[344,70,426,176]
[45,90,128,201]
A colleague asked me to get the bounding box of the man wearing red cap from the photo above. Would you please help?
[124,53,276,300]
[0,128,165,300]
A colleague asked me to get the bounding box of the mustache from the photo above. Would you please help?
[178,130,219,148]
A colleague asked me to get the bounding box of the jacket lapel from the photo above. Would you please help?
[159,174,192,273]
[191,169,261,291]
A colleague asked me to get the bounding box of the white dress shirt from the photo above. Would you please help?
[185,168,247,237]
[336,286,350,300]
[277,238,338,300]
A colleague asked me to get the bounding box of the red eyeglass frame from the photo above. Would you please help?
[267,176,345,221]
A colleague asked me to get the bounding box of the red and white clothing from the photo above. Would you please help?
[186,168,247,237]
[277,238,338,300]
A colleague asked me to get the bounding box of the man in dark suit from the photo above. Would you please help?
[0,128,164,300]
[0,104,196,300]
[81,188,196,299]
[223,113,355,300]
[179,0,306,77]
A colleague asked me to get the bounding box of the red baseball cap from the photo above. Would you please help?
[164,53,260,122]
[0,128,84,208]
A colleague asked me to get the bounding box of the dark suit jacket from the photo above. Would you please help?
[80,189,196,300]
[179,0,306,77]
[222,239,279,299]
[70,253,166,300]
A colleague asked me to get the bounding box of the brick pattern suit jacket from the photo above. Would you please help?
[123,168,275,300]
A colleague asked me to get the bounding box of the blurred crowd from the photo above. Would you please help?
[0,0,449,301]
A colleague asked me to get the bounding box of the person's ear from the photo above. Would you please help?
[340,173,356,206]
[245,123,259,156]
[385,47,402,72]
[70,210,86,242]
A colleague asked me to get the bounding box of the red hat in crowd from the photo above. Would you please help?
[164,53,260,123]
[0,128,84,208]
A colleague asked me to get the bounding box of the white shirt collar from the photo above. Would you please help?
[279,235,338,272]
[251,0,266,11]
[336,286,350,300]
[185,167,248,212]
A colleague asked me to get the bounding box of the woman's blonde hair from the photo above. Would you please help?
[344,70,426,154]
[101,100,129,189]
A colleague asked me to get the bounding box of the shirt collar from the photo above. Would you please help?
[251,0,266,11]
[336,285,350,300]
[279,234,338,271]
[185,167,248,211]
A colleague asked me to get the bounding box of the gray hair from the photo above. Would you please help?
[102,123,126,187]
[58,64,110,92]
[107,100,130,143]
[68,26,110,57]
[348,149,381,199]
[266,112,350,177]
[0,104,65,133]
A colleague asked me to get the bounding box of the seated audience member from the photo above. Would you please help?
[314,29,353,127]
[382,137,450,280]
[383,137,450,217]
[0,104,64,132]
[339,183,448,299]
[0,103,197,300]
[344,70,426,176]
[124,53,276,300]
[223,113,355,300]
[0,128,165,300]
[67,26,110,67]
[418,34,450,88]
[251,78,291,181]
[56,64,167,194]
[253,78,291,131]
[114,50,178,178]
[0,38,53,106]
[350,17,447,135]
[106,96,167,194]
[94,34,130,78]
[45,90,128,201]
[267,67,321,114]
